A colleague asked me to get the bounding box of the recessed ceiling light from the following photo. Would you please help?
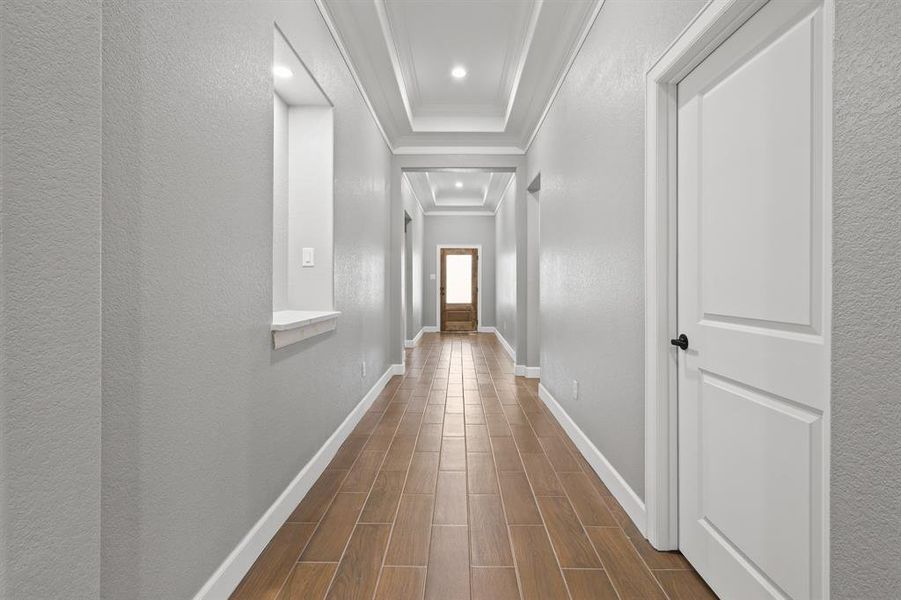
[272,65,294,79]
[455,181,463,188]
[451,65,467,79]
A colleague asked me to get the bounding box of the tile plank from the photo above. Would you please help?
[469,495,513,566]
[385,494,435,566]
[465,424,491,452]
[557,471,618,527]
[491,437,523,472]
[416,423,443,452]
[383,435,417,472]
[629,534,692,570]
[439,437,466,471]
[536,496,601,568]
[276,562,337,600]
[434,471,468,525]
[586,526,666,599]
[424,526,471,600]
[467,452,498,494]
[375,566,427,600]
[562,569,618,600]
[360,470,406,523]
[655,570,719,600]
[326,524,391,600]
[498,471,542,525]
[521,452,563,496]
[341,450,385,493]
[471,567,519,600]
[539,436,581,472]
[508,525,569,600]
[405,452,439,494]
[287,470,347,523]
[301,493,366,562]
[232,523,316,600]
[443,413,465,437]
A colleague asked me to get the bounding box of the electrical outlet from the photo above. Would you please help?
[572,380,579,401]
[361,360,366,379]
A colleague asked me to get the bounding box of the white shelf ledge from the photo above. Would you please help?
[271,310,340,349]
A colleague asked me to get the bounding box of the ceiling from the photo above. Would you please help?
[405,170,514,215]
[317,0,602,154]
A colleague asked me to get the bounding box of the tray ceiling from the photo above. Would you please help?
[316,0,602,154]
[405,170,515,215]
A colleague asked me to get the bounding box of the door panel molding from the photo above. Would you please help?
[643,2,832,599]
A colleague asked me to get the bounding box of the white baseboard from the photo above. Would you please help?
[538,383,647,536]
[422,326,439,333]
[493,330,516,362]
[192,366,397,600]
[514,365,540,378]
[391,363,405,376]
[477,326,496,333]
[523,366,541,379]
[404,327,426,348]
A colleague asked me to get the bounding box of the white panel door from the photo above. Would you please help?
[677,1,829,599]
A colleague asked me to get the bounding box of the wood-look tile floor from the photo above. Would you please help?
[231,333,718,600]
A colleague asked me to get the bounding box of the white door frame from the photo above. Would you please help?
[436,244,482,332]
[642,2,833,587]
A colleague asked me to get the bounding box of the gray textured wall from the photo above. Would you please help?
[402,177,424,340]
[495,181,518,352]
[526,0,705,498]
[422,215,497,329]
[0,2,102,597]
[831,1,901,597]
[101,2,392,598]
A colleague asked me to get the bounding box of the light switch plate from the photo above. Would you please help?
[302,247,314,267]
[430,273,436,280]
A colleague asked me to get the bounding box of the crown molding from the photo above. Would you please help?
[524,0,606,151]
[393,145,525,155]
[314,0,395,153]
[424,211,495,217]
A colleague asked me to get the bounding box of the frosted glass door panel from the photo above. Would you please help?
[446,255,473,303]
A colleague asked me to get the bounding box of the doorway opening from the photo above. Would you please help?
[438,246,479,332]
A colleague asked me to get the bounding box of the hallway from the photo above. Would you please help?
[232,334,714,600]
[3,1,901,598]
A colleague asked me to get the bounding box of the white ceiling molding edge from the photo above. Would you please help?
[313,0,395,153]
[373,0,416,128]
[523,0,607,152]
[503,0,544,129]
[424,211,495,217]
[492,172,516,215]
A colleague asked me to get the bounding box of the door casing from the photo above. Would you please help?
[643,1,832,597]
[436,244,482,332]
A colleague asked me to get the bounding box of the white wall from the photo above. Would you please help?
[273,93,289,311]
[287,106,334,310]
[402,177,424,340]
[422,216,497,329]
[0,2,102,597]
[495,180,518,352]
[101,2,392,598]
[526,0,704,498]
[525,184,540,368]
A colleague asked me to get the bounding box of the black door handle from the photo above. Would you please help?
[670,334,689,350]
